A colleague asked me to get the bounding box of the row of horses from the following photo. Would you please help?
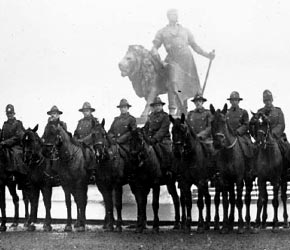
[0,104,288,234]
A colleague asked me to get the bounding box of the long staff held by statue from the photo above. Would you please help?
[201,50,215,95]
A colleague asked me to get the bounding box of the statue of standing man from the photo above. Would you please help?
[151,9,215,116]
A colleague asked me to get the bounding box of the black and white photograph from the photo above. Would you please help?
[1,0,290,249]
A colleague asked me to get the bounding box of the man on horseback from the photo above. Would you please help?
[107,99,137,164]
[143,96,172,182]
[226,91,255,176]
[0,104,28,189]
[151,9,215,116]
[74,102,99,184]
[42,105,67,186]
[256,90,289,160]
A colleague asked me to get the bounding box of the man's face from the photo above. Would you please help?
[263,99,273,108]
[6,112,14,120]
[230,99,240,108]
[153,104,163,112]
[83,110,92,117]
[167,11,178,23]
[50,112,60,120]
[120,106,129,114]
[194,100,204,109]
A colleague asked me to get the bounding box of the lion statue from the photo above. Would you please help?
[118,45,187,118]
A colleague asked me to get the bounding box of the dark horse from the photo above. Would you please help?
[43,124,88,232]
[91,119,127,232]
[249,112,283,232]
[22,125,53,231]
[129,127,181,233]
[0,143,29,231]
[169,114,211,233]
[210,104,246,234]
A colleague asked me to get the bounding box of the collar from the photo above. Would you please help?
[194,107,205,113]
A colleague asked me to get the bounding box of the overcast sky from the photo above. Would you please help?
[1,0,290,135]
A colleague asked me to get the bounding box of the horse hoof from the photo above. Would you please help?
[283,222,289,229]
[23,222,30,228]
[64,225,72,232]
[204,223,210,231]
[220,227,229,234]
[272,227,279,233]
[172,222,180,230]
[184,226,191,234]
[104,226,114,232]
[237,227,245,234]
[76,226,85,232]
[197,227,205,234]
[214,224,220,231]
[0,225,7,232]
[43,224,52,232]
[27,224,36,232]
[116,226,122,233]
[10,222,18,228]
[135,227,143,234]
[261,223,267,229]
[153,227,159,234]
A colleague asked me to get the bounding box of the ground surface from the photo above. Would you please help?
[0,224,290,250]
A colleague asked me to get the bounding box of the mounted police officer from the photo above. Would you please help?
[256,90,288,155]
[73,102,99,184]
[42,105,67,186]
[226,91,254,175]
[108,99,137,160]
[0,104,27,188]
[143,96,172,182]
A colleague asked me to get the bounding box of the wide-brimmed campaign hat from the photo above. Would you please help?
[227,91,243,101]
[191,94,207,102]
[150,96,165,106]
[47,105,63,115]
[117,99,132,108]
[79,102,95,112]
[6,104,15,114]
[263,89,273,101]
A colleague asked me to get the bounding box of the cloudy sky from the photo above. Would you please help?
[1,0,290,135]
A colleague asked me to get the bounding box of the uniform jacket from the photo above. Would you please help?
[74,115,99,141]
[187,107,212,139]
[143,110,171,142]
[42,118,67,140]
[226,106,249,136]
[258,105,285,139]
[1,118,25,147]
[108,113,136,144]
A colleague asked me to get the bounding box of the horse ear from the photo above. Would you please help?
[222,104,228,114]
[169,115,175,124]
[210,104,215,115]
[101,119,105,128]
[181,113,185,124]
[32,124,39,132]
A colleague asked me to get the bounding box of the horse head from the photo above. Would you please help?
[170,114,188,158]
[91,119,109,162]
[250,112,272,147]
[22,124,42,165]
[210,104,236,149]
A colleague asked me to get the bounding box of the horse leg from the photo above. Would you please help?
[228,182,236,231]
[244,177,253,229]
[236,180,245,234]
[0,185,7,232]
[261,183,268,229]
[41,186,53,232]
[134,188,147,233]
[204,182,211,231]
[75,186,87,232]
[253,179,264,233]
[180,189,186,229]
[183,184,192,233]
[22,190,30,227]
[272,182,280,232]
[99,185,114,232]
[7,182,20,228]
[196,185,205,234]
[221,187,230,234]
[63,188,72,232]
[27,187,40,231]
[152,185,160,233]
[114,185,123,232]
[280,178,289,228]
[166,182,181,230]
[214,187,221,230]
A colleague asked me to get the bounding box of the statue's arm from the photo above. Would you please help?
[151,29,163,55]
